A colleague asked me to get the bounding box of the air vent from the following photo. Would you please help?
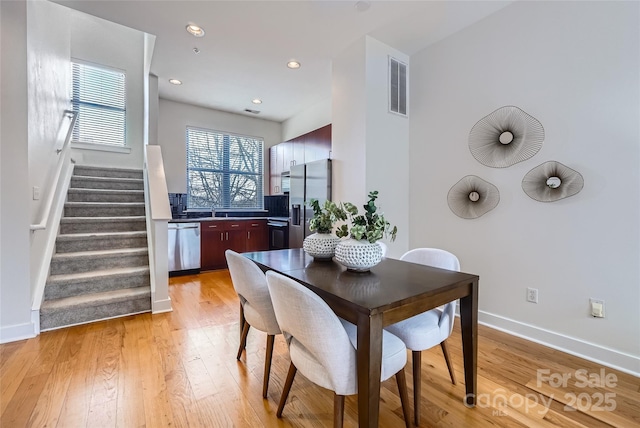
[389,56,408,117]
[244,109,260,114]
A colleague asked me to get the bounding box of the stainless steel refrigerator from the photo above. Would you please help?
[288,159,332,248]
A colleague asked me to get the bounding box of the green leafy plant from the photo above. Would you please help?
[308,199,347,234]
[336,191,398,243]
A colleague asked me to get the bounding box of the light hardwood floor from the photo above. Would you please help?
[1,270,638,427]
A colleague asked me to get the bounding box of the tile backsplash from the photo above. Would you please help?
[168,193,187,219]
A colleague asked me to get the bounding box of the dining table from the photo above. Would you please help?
[243,248,479,428]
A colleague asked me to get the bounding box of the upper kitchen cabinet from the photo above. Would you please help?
[269,124,331,195]
[304,124,332,163]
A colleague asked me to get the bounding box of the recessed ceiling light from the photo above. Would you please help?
[355,1,371,12]
[287,60,301,69]
[169,79,182,85]
[186,24,205,37]
[252,99,262,104]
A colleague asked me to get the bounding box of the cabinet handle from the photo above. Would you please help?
[251,223,259,226]
[208,225,218,228]
[220,232,224,241]
[231,224,239,227]
[226,232,228,240]
[247,231,250,240]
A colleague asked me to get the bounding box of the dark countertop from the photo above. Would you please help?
[169,217,270,223]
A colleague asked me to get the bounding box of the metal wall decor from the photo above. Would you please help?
[522,161,584,202]
[447,175,500,219]
[469,106,545,168]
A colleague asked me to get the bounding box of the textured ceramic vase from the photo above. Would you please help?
[303,232,339,260]
[334,238,383,272]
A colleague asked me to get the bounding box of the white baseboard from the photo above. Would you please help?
[152,296,172,314]
[0,321,36,344]
[478,310,640,377]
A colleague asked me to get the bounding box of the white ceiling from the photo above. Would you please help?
[54,0,511,123]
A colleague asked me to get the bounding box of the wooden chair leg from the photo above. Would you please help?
[277,362,297,418]
[262,335,275,398]
[333,394,345,428]
[412,350,421,426]
[396,369,413,428]
[239,303,245,341]
[236,321,250,360]
[440,340,457,385]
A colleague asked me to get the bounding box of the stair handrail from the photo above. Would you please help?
[30,110,77,231]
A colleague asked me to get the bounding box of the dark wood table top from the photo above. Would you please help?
[243,248,479,322]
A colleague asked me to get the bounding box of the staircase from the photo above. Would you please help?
[40,165,152,331]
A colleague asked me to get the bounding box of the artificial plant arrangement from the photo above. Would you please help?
[336,191,398,243]
[308,199,347,234]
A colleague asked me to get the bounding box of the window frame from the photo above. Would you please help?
[70,59,127,147]
[186,126,264,210]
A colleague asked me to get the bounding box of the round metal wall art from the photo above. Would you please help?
[522,161,584,202]
[469,106,545,168]
[447,175,500,219]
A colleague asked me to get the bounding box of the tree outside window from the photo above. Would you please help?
[187,127,263,210]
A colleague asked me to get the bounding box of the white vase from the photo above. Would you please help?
[334,238,383,272]
[303,232,339,260]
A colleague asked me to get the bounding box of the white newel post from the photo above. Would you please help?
[144,145,172,314]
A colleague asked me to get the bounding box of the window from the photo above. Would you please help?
[70,61,126,146]
[186,127,264,209]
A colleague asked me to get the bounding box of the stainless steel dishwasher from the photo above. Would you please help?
[168,222,201,275]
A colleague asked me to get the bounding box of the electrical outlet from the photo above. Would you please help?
[590,298,605,318]
[526,287,538,303]
[32,186,41,200]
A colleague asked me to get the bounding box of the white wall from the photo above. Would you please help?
[157,99,282,194]
[27,0,71,304]
[364,37,409,258]
[282,96,331,142]
[332,36,410,258]
[0,0,33,342]
[69,10,146,169]
[27,0,70,224]
[409,1,639,374]
[332,37,368,209]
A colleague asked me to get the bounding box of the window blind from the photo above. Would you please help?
[71,62,126,146]
[186,127,264,209]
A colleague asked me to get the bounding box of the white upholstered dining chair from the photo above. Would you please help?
[225,250,281,398]
[265,270,412,428]
[384,248,460,425]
